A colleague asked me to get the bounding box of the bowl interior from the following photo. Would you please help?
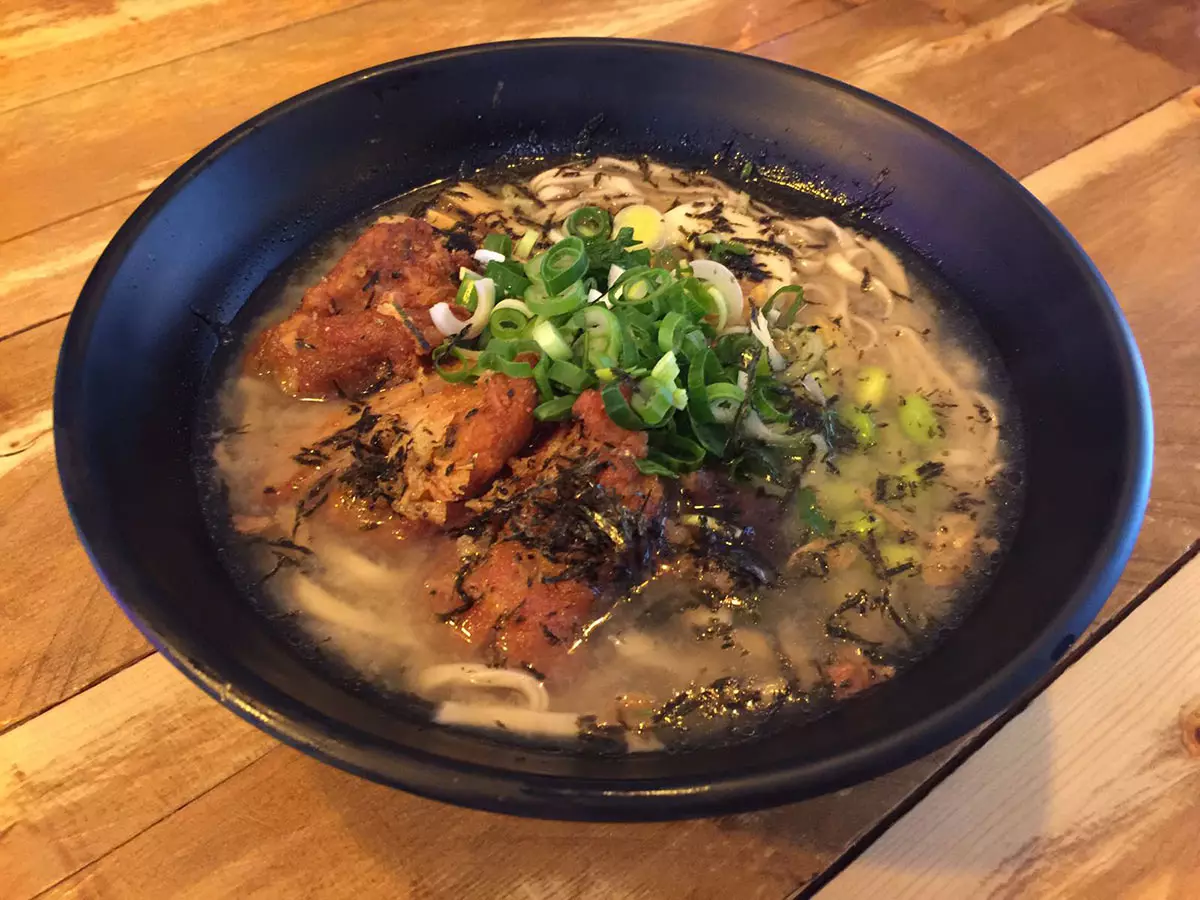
[55,40,1149,819]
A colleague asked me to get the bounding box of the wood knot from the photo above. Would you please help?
[1181,703,1200,758]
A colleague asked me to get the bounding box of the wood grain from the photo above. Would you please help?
[1073,0,1200,78]
[0,0,848,245]
[639,0,848,50]
[1029,89,1200,613]
[8,652,953,900]
[815,555,1200,899]
[756,0,1194,177]
[1,0,1191,342]
[0,654,274,899]
[0,320,150,731]
[0,193,146,340]
[0,0,372,114]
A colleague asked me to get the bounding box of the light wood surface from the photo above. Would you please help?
[816,554,1200,900]
[0,0,1197,896]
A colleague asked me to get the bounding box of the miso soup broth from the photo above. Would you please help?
[202,157,1022,752]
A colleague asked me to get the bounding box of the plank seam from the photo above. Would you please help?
[27,738,281,900]
[743,0,864,54]
[0,311,70,347]
[0,0,387,119]
[0,189,151,248]
[0,647,156,739]
[790,538,1200,899]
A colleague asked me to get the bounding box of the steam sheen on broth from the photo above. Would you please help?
[205,157,1021,752]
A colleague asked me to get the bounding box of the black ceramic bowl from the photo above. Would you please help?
[55,39,1151,820]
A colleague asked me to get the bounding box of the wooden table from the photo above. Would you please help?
[2,1,1198,897]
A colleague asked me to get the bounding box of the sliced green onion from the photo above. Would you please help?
[613,267,672,307]
[455,278,478,313]
[688,261,741,327]
[642,433,706,475]
[704,284,728,331]
[524,251,547,284]
[707,239,751,263]
[532,354,554,401]
[753,381,792,424]
[489,302,531,339]
[657,311,688,354]
[548,359,594,392]
[675,277,715,321]
[531,319,573,361]
[679,327,709,360]
[649,350,680,385]
[482,232,513,258]
[565,207,612,242]
[485,259,531,299]
[526,279,586,318]
[433,342,478,383]
[634,458,679,477]
[898,393,941,444]
[514,229,539,260]
[601,381,646,431]
[582,306,621,368]
[686,411,729,457]
[654,433,706,468]
[534,394,579,421]
[708,382,746,423]
[632,381,678,427]
[540,237,589,294]
[479,353,534,378]
[685,348,721,425]
[764,285,805,329]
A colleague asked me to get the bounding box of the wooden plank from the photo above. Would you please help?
[0,0,371,114]
[1,0,1189,342]
[19,659,951,900]
[756,0,1194,177]
[0,312,64,431]
[815,554,1200,899]
[0,654,275,900]
[0,447,151,733]
[0,193,145,340]
[641,0,848,51]
[1073,0,1200,77]
[0,320,150,730]
[1028,89,1200,612]
[0,0,846,245]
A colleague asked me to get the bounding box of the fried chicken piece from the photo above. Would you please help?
[457,542,594,677]
[439,390,667,677]
[250,218,470,398]
[254,373,536,537]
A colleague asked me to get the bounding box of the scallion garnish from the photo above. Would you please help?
[540,237,589,294]
[431,219,808,477]
[482,232,513,258]
[565,206,612,242]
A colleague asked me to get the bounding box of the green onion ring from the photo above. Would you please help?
[540,237,589,294]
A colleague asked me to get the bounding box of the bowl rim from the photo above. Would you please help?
[55,37,1153,820]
